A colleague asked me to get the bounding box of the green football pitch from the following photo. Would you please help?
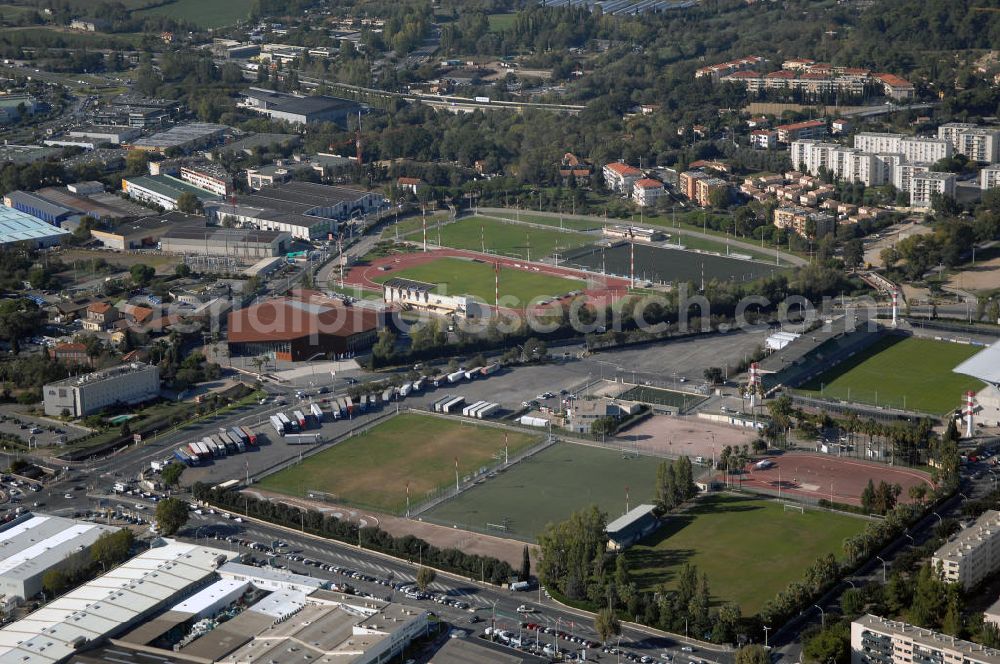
[256,414,541,514]
[404,216,593,260]
[619,386,707,410]
[373,257,585,306]
[626,494,866,614]
[423,442,663,541]
[797,336,982,415]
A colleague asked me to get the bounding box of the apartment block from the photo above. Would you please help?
[773,206,835,239]
[678,170,709,200]
[892,163,930,193]
[982,164,1000,190]
[603,162,643,194]
[790,140,889,187]
[938,122,1000,163]
[852,614,1000,664]
[632,178,666,207]
[853,133,952,164]
[931,509,1000,589]
[776,119,827,143]
[694,177,729,207]
[910,171,956,208]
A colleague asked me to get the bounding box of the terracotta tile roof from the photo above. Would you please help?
[634,178,664,189]
[227,291,379,344]
[604,162,642,176]
[87,302,112,314]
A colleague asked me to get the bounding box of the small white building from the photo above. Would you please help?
[606,504,660,551]
[632,178,666,207]
[603,162,643,194]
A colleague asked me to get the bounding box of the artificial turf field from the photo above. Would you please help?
[414,217,592,260]
[256,414,541,514]
[619,386,707,410]
[373,257,585,305]
[423,443,662,541]
[626,493,866,615]
[797,335,982,415]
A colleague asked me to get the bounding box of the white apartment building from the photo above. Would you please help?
[852,614,1000,664]
[632,178,666,207]
[853,133,952,164]
[910,171,956,208]
[603,162,643,194]
[939,122,1000,163]
[43,362,160,417]
[982,164,1000,190]
[892,162,930,193]
[790,140,889,186]
[931,509,1000,589]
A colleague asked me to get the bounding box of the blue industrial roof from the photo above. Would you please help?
[0,205,70,245]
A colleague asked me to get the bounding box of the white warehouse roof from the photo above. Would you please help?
[0,514,117,586]
[0,540,234,664]
[170,578,249,617]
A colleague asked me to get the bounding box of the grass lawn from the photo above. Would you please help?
[134,0,249,28]
[257,414,541,514]
[404,216,592,260]
[798,336,982,415]
[424,443,663,541]
[626,494,866,614]
[487,12,518,32]
[372,256,585,305]
[486,211,603,232]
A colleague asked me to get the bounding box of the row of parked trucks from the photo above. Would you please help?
[174,426,257,466]
[430,396,500,418]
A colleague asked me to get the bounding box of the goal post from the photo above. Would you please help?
[783,503,805,514]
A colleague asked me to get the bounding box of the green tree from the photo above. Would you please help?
[416,566,436,591]
[843,239,864,269]
[155,497,189,536]
[175,192,201,214]
[594,607,621,643]
[175,264,192,278]
[803,622,850,664]
[520,545,531,583]
[90,529,134,569]
[160,463,185,487]
[372,327,397,361]
[0,299,44,354]
[130,263,155,286]
[124,150,150,177]
[735,644,770,664]
[841,588,865,617]
[42,569,69,597]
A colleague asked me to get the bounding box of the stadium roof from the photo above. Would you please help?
[0,541,233,664]
[383,277,435,293]
[0,206,70,246]
[954,342,1000,386]
[227,290,380,344]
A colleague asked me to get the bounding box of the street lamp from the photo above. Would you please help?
[814,604,825,628]
[763,625,771,648]
[876,555,888,582]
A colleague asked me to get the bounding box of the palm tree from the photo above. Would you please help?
[250,356,267,378]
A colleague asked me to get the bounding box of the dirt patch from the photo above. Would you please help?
[619,414,758,459]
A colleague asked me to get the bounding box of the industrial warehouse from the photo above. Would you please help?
[226,289,383,361]
[0,538,430,664]
[206,181,385,241]
[159,225,292,263]
[238,88,363,126]
[0,513,118,603]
